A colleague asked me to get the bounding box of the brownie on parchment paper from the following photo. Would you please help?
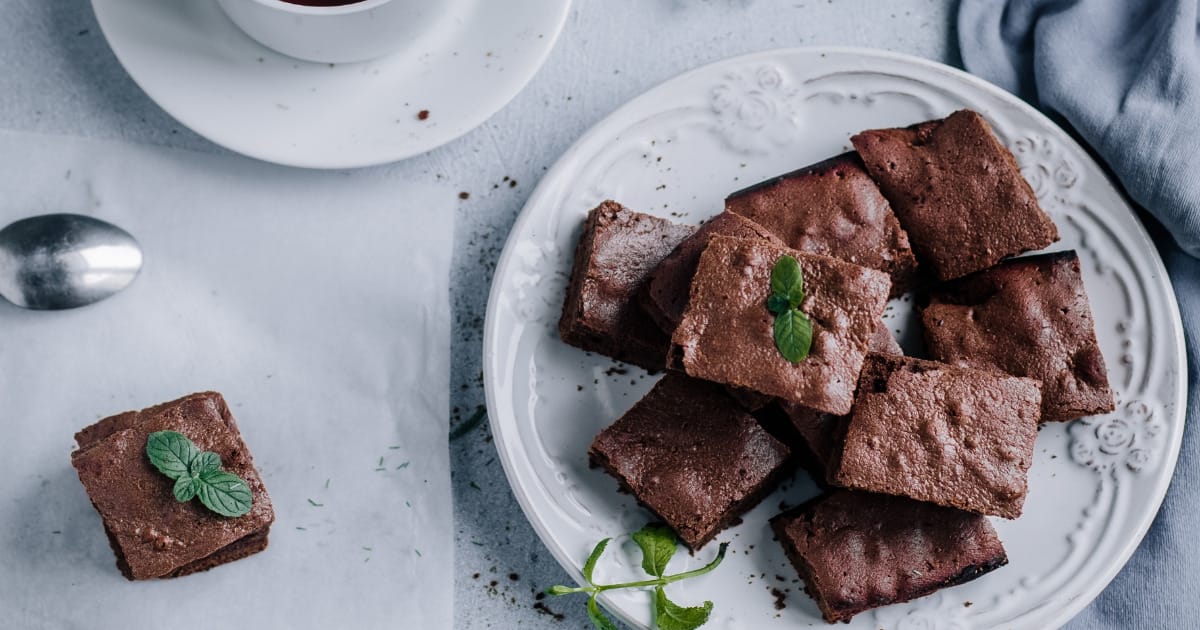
[726,152,918,296]
[922,250,1114,423]
[558,200,695,371]
[770,490,1008,623]
[828,353,1040,519]
[669,236,891,416]
[588,374,790,549]
[852,110,1058,281]
[71,392,274,580]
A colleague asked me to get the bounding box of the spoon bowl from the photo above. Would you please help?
[0,214,143,310]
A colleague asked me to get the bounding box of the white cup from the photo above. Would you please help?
[215,0,445,64]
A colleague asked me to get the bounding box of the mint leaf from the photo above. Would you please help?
[191,451,222,475]
[654,586,713,630]
[195,470,253,517]
[550,529,727,630]
[769,255,804,309]
[173,476,197,502]
[631,524,677,578]
[766,294,790,315]
[146,431,200,480]
[583,537,611,583]
[587,595,620,630]
[768,256,814,364]
[773,309,813,363]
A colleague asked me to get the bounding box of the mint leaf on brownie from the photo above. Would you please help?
[145,430,199,479]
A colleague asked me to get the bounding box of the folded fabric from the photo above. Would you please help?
[960,2,1200,627]
[960,0,1200,259]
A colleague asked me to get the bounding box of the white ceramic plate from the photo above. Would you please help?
[91,0,570,169]
[483,48,1187,629]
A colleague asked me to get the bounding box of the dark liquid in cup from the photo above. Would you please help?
[280,0,366,6]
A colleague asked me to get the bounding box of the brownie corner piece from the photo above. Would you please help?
[642,211,783,333]
[770,490,1008,623]
[830,354,1040,519]
[670,235,891,415]
[725,152,919,296]
[588,374,790,549]
[851,109,1059,281]
[922,250,1115,422]
[71,392,275,580]
[558,200,695,371]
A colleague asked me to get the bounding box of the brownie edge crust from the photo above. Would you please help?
[588,374,791,549]
[558,200,695,371]
[852,109,1059,281]
[922,250,1114,422]
[771,491,1008,623]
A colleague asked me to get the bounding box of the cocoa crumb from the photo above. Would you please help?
[459,191,470,200]
[417,110,430,120]
[533,602,565,621]
[770,586,787,610]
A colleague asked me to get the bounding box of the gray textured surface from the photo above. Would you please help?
[0,1,958,627]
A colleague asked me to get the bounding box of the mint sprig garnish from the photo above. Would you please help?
[146,430,253,518]
[768,255,813,363]
[548,524,727,630]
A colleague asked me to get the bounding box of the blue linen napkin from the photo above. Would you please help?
[959,1,1200,627]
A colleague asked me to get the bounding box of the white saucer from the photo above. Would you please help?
[92,0,571,169]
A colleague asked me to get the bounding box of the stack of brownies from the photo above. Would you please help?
[558,109,1115,623]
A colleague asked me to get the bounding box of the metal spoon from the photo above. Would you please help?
[0,214,143,310]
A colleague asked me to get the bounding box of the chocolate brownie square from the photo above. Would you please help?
[559,200,695,371]
[669,235,891,415]
[922,250,1114,422]
[781,321,902,479]
[589,374,790,549]
[852,109,1059,281]
[829,354,1040,518]
[71,392,275,580]
[726,152,918,296]
[643,211,783,333]
[771,490,1008,623]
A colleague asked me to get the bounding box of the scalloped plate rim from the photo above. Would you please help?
[483,45,1187,629]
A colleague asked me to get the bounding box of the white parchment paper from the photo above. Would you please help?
[0,130,453,630]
